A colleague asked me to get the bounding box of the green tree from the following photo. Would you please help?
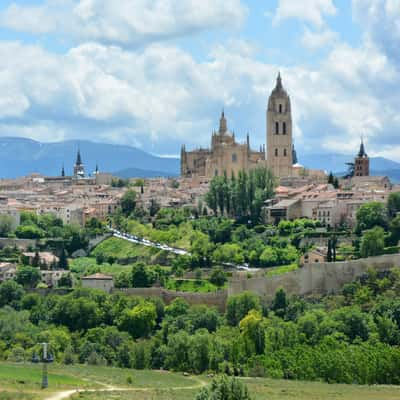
[0,215,14,237]
[15,225,45,239]
[16,266,41,288]
[387,192,400,219]
[239,310,265,355]
[195,375,252,400]
[58,247,69,270]
[58,274,73,288]
[209,268,227,287]
[117,302,157,339]
[388,215,400,245]
[271,288,288,318]
[121,190,137,216]
[360,227,385,258]
[356,202,388,233]
[132,263,153,288]
[0,280,25,308]
[226,292,261,326]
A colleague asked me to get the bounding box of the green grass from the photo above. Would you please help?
[265,263,299,277]
[165,279,222,293]
[2,363,400,400]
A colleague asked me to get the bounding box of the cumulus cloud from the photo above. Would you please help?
[0,0,248,46]
[353,0,400,62]
[301,28,338,50]
[273,0,337,27]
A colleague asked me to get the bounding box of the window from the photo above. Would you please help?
[284,148,287,157]
[232,153,237,163]
[279,104,282,113]
[275,122,279,134]
[283,122,287,135]
[275,148,278,157]
[214,169,218,176]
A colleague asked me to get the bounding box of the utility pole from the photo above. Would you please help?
[32,342,53,389]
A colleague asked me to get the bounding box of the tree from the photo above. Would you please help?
[360,227,385,258]
[58,247,69,270]
[0,280,24,308]
[149,198,160,217]
[271,288,288,318]
[389,215,400,245]
[15,225,45,239]
[16,266,41,288]
[117,302,157,339]
[121,190,137,216]
[132,263,153,288]
[226,292,261,326]
[239,310,265,355]
[387,192,400,219]
[195,376,252,400]
[356,202,388,233]
[0,215,14,237]
[328,172,334,184]
[209,268,227,287]
[58,274,73,288]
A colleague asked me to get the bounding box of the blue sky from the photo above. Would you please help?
[0,0,398,161]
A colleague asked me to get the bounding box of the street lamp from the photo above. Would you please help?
[32,342,54,389]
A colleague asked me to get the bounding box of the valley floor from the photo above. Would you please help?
[1,363,400,400]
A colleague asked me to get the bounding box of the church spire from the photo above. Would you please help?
[358,136,367,157]
[276,71,283,90]
[76,147,82,166]
[219,109,227,133]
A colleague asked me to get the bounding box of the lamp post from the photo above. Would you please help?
[32,342,53,389]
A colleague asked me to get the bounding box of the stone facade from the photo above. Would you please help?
[266,73,293,178]
[181,111,264,178]
[354,139,370,177]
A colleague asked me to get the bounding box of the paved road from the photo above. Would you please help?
[111,228,259,272]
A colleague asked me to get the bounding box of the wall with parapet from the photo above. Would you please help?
[229,254,400,300]
[114,287,227,312]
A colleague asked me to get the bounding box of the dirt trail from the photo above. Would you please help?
[45,375,207,400]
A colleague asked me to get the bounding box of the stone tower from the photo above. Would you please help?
[354,138,369,177]
[266,73,293,177]
[73,148,85,179]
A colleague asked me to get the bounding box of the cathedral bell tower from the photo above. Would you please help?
[266,73,293,178]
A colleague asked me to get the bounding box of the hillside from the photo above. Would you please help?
[0,137,180,179]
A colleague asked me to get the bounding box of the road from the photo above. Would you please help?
[111,228,259,272]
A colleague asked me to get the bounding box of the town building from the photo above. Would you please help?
[181,74,325,181]
[354,138,370,177]
[81,273,114,293]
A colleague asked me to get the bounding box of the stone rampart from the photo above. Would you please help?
[114,287,227,312]
[229,254,400,300]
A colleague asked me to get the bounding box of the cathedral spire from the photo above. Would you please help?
[219,109,227,134]
[276,71,283,90]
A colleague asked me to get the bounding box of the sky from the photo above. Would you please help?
[0,0,399,160]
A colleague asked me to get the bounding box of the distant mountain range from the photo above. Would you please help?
[0,137,398,182]
[0,137,179,179]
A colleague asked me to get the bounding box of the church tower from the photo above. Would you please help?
[354,138,369,177]
[266,73,293,178]
[73,148,85,179]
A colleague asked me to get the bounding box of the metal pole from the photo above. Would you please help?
[41,343,48,389]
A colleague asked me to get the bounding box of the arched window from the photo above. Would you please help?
[283,122,286,135]
[275,148,278,157]
[284,148,287,157]
[279,104,282,113]
[232,153,237,163]
[275,122,279,135]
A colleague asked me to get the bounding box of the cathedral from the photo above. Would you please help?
[181,73,299,179]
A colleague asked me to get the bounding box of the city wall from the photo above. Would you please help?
[229,254,400,300]
[114,287,227,312]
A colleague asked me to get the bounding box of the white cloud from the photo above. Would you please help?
[0,0,248,46]
[353,0,400,62]
[301,28,338,49]
[273,0,337,27]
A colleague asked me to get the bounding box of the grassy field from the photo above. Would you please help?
[265,263,299,277]
[1,363,400,400]
[165,278,223,293]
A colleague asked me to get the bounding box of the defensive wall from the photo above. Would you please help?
[114,287,227,312]
[229,253,400,300]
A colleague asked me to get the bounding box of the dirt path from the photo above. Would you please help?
[45,375,207,400]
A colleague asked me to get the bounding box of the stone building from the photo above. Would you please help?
[266,72,293,178]
[81,272,114,293]
[181,111,265,178]
[354,138,370,177]
[181,74,301,179]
